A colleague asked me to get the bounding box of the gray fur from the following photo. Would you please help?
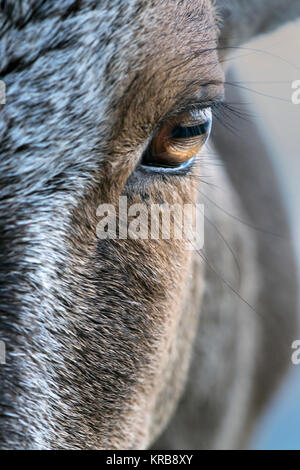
[216,0,300,47]
[0,0,299,449]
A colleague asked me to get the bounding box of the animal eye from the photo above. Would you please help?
[142,108,212,170]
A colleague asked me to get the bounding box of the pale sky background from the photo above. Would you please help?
[231,20,300,450]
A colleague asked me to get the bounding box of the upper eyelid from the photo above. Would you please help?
[176,91,225,114]
[153,98,220,137]
[184,98,223,112]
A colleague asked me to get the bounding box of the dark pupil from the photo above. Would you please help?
[171,121,209,139]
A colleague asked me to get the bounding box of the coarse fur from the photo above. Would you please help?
[0,0,299,449]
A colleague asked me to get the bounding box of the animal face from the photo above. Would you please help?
[0,0,299,449]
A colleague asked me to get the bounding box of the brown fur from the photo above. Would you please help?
[0,0,299,449]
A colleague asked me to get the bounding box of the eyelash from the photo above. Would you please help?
[211,101,249,132]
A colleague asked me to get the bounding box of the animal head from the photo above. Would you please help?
[0,0,299,449]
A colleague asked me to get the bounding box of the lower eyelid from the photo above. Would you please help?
[138,156,196,175]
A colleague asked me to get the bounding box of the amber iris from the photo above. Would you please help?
[143,108,212,168]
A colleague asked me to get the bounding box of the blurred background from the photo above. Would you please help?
[229,20,300,450]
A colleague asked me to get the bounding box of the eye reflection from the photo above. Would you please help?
[142,108,212,169]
